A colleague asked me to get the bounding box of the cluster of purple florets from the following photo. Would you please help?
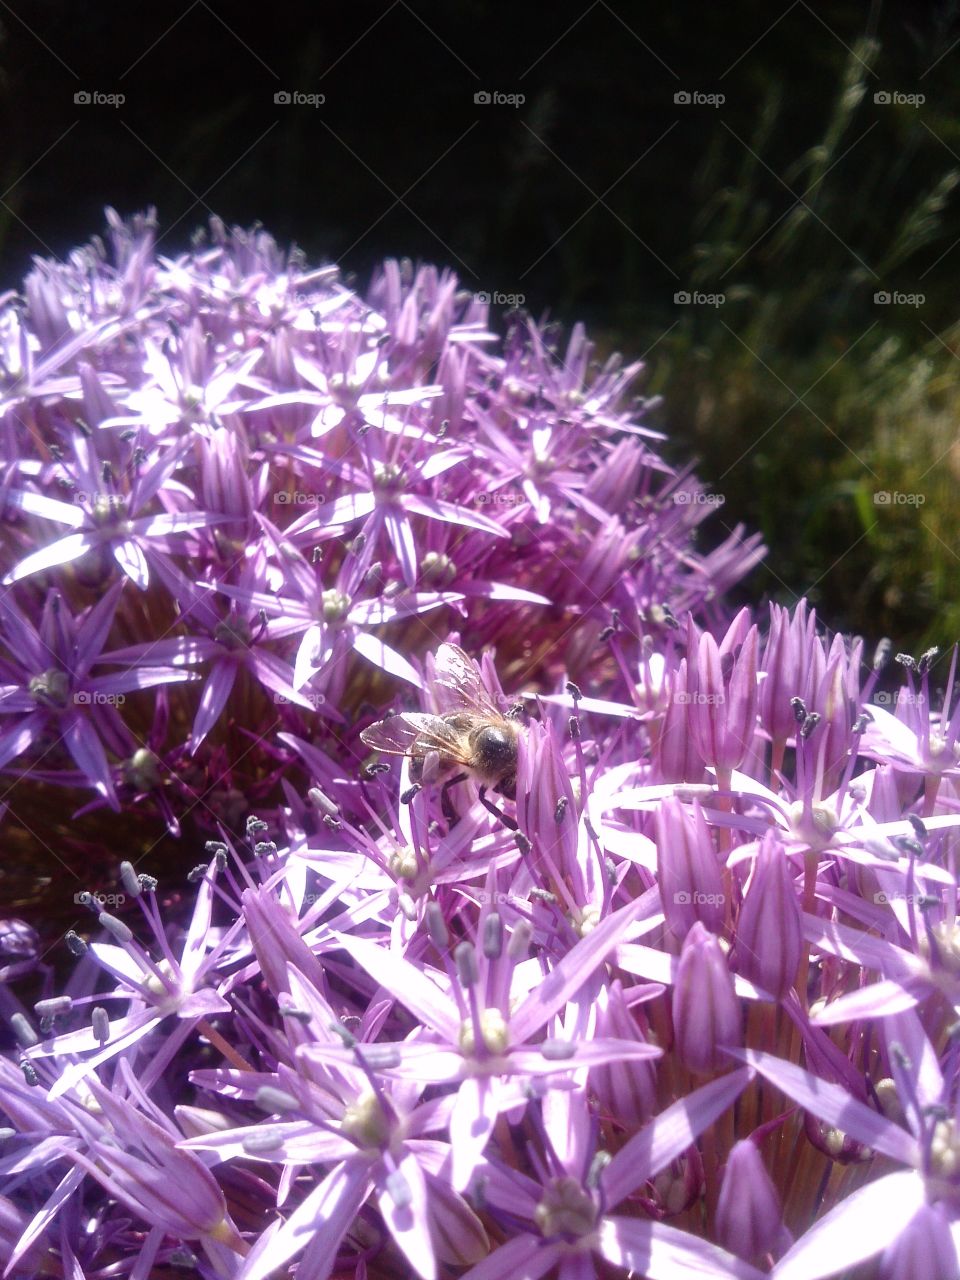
[1,210,959,1280]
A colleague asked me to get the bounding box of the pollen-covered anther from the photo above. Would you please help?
[653,1168,697,1214]
[458,1008,509,1056]
[125,747,162,791]
[786,800,839,849]
[340,1091,391,1149]
[930,1118,960,1178]
[387,847,420,881]
[575,906,601,937]
[91,494,126,525]
[142,958,176,999]
[928,732,960,770]
[328,371,367,406]
[529,450,553,478]
[372,462,404,492]
[386,849,419,880]
[29,669,71,709]
[420,551,457,586]
[321,589,351,624]
[533,1177,598,1239]
[921,920,960,975]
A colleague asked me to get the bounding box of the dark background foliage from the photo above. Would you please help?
[3,0,960,650]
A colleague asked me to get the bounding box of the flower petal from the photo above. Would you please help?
[772,1172,926,1280]
[599,1216,767,1280]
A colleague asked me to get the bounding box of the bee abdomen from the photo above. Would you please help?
[471,724,518,783]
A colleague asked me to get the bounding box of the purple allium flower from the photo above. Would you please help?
[0,580,196,804]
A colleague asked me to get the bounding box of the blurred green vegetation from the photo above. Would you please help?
[639,37,960,654]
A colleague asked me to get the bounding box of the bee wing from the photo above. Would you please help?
[432,643,502,717]
[360,712,471,764]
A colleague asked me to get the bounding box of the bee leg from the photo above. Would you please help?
[478,785,518,832]
[440,772,468,825]
[401,783,422,804]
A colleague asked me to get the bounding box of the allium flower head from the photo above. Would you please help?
[5,208,960,1280]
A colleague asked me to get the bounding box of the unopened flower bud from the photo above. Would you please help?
[591,980,656,1124]
[672,922,741,1073]
[655,795,724,938]
[689,624,759,772]
[716,1140,783,1261]
[735,830,801,997]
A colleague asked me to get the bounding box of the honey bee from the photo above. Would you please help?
[360,643,522,827]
